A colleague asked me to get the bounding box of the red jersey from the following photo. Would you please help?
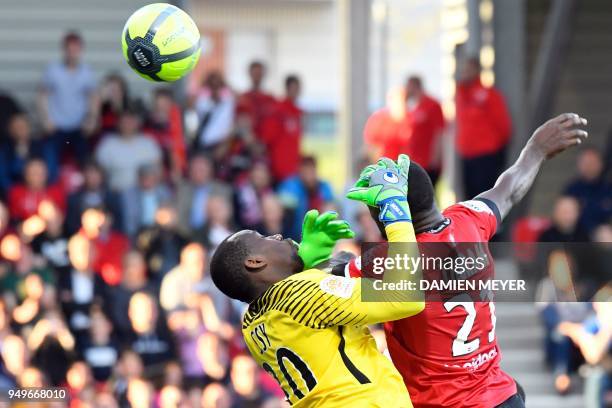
[456,80,511,158]
[405,94,445,170]
[236,90,277,141]
[347,200,517,408]
[363,108,405,160]
[80,229,130,286]
[8,184,66,221]
[260,98,302,182]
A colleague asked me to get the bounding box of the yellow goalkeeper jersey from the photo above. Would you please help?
[242,268,421,407]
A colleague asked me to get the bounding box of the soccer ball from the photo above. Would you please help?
[121,3,201,82]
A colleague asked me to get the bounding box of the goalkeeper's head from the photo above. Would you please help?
[210,231,303,303]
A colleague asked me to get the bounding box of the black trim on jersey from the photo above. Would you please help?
[422,217,451,234]
[338,327,371,384]
[331,263,348,277]
[474,197,502,228]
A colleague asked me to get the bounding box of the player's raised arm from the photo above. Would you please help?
[477,113,588,220]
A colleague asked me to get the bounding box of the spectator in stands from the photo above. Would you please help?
[95,105,161,191]
[192,71,235,152]
[159,384,184,408]
[404,75,445,185]
[58,235,105,344]
[559,288,611,407]
[177,154,231,235]
[196,332,229,385]
[0,334,27,386]
[65,360,94,404]
[237,61,277,142]
[135,205,187,279]
[456,57,512,199]
[259,194,286,237]
[202,382,233,408]
[229,354,275,407]
[80,207,129,287]
[0,113,53,195]
[121,164,172,238]
[261,75,303,183]
[65,161,123,235]
[30,201,69,270]
[0,239,54,309]
[363,88,412,162]
[564,148,612,234]
[112,350,144,405]
[28,309,75,386]
[0,202,9,242]
[80,307,119,383]
[278,156,335,240]
[166,306,207,387]
[144,88,187,180]
[194,195,236,253]
[127,291,175,371]
[536,249,592,394]
[160,243,208,312]
[107,251,153,337]
[7,158,65,222]
[12,273,45,329]
[233,161,274,230]
[539,196,590,243]
[99,73,130,137]
[0,90,22,143]
[126,377,155,408]
[37,31,97,166]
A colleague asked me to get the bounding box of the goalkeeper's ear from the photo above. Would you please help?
[368,206,388,240]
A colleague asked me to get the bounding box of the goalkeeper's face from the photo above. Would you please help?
[235,231,303,283]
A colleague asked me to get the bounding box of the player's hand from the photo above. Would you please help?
[346,157,412,225]
[529,113,588,159]
[352,155,410,188]
[298,210,355,270]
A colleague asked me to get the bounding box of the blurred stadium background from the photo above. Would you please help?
[0,0,609,407]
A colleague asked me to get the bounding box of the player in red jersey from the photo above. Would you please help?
[341,113,588,407]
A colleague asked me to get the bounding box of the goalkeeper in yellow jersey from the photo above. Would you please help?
[210,157,423,407]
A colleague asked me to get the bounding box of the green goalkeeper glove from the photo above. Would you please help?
[298,210,355,269]
[346,155,412,226]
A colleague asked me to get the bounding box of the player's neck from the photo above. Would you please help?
[413,207,445,234]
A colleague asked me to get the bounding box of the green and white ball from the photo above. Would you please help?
[121,3,201,82]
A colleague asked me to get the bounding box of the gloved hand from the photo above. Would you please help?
[298,209,355,269]
[351,155,410,189]
[346,155,412,226]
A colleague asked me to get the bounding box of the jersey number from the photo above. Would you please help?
[263,347,317,402]
[443,294,496,357]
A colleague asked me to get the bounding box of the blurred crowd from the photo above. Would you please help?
[0,28,610,408]
[0,31,352,408]
[533,147,612,405]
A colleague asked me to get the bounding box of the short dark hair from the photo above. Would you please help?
[249,60,265,71]
[210,236,257,303]
[406,75,422,89]
[285,75,300,89]
[63,31,83,47]
[300,155,317,167]
[154,87,174,100]
[466,56,481,70]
